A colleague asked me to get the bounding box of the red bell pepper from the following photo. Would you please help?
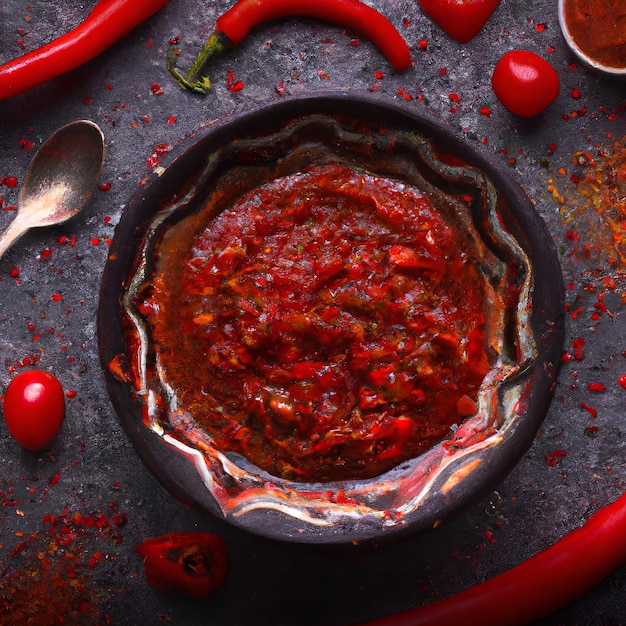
[136,532,228,597]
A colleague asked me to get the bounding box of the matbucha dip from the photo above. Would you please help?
[137,162,495,482]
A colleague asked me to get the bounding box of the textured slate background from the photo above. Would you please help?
[1,1,625,624]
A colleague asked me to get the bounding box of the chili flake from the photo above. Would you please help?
[545,450,568,466]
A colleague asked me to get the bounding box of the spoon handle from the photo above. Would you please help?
[0,215,29,262]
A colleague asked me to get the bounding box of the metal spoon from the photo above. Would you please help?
[0,120,105,261]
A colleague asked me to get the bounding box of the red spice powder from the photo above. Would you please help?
[1,463,129,624]
[554,140,626,269]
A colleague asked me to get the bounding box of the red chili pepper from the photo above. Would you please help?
[357,491,626,626]
[167,0,411,93]
[135,532,228,598]
[0,0,169,100]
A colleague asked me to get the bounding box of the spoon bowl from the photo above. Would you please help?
[0,120,105,260]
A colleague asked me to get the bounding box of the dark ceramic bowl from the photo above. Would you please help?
[98,92,564,544]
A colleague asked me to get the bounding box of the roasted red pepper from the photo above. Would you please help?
[167,0,412,93]
[358,491,626,626]
[135,532,228,598]
[416,0,501,43]
[0,0,169,100]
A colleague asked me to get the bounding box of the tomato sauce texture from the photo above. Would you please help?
[563,0,626,69]
[143,163,492,482]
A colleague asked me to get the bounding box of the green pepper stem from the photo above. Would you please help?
[166,32,229,94]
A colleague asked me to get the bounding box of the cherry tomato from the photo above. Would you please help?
[491,50,560,118]
[2,370,65,450]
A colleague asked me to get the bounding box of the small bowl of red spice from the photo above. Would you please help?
[99,92,564,544]
[559,0,626,78]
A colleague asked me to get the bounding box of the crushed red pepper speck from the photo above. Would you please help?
[227,70,244,92]
[545,450,568,466]
[587,382,606,392]
[580,402,598,418]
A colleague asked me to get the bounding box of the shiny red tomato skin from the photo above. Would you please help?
[3,370,65,450]
[492,50,560,117]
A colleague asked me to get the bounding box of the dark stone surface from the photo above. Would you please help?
[0,1,625,624]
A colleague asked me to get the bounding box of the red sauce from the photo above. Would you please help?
[142,163,493,482]
[562,0,626,69]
